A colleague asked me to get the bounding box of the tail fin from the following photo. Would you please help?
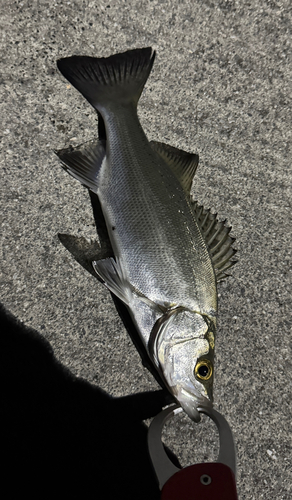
[57,47,155,110]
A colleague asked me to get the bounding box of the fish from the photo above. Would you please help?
[56,48,237,422]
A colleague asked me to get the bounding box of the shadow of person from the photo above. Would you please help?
[0,302,179,499]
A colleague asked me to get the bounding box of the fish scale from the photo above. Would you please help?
[98,106,216,313]
[56,48,237,422]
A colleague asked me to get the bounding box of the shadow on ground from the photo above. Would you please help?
[0,302,179,499]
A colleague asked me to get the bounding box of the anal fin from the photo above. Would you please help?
[55,138,106,193]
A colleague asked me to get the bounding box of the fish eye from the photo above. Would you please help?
[195,359,213,381]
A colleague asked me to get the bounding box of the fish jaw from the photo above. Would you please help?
[175,387,213,423]
[149,308,215,422]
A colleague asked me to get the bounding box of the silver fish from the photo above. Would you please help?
[56,48,237,422]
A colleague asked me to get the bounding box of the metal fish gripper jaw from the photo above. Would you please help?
[147,404,238,499]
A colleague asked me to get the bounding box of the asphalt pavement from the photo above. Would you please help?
[1,1,291,498]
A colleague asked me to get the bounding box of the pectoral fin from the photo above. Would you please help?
[92,257,131,305]
[150,141,199,195]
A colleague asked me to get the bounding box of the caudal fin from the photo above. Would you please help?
[57,47,155,110]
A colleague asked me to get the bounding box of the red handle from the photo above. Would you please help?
[161,463,238,500]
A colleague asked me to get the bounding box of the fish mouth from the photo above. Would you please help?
[176,390,213,423]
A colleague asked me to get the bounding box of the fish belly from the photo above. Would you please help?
[97,107,217,321]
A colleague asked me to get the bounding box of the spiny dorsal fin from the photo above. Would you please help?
[191,200,237,281]
[150,141,199,195]
[55,138,106,193]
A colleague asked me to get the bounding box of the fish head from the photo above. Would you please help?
[152,309,215,422]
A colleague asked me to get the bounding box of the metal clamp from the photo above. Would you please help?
[148,404,236,490]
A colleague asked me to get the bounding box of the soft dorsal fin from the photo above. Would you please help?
[55,138,106,193]
[150,141,199,195]
[191,200,237,281]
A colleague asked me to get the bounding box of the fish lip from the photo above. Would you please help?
[197,400,213,413]
[177,392,213,423]
[193,402,213,423]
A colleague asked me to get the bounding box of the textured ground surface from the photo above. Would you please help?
[1,1,291,498]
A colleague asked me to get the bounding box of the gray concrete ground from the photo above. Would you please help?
[1,1,291,498]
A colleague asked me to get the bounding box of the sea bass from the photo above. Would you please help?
[56,48,237,422]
